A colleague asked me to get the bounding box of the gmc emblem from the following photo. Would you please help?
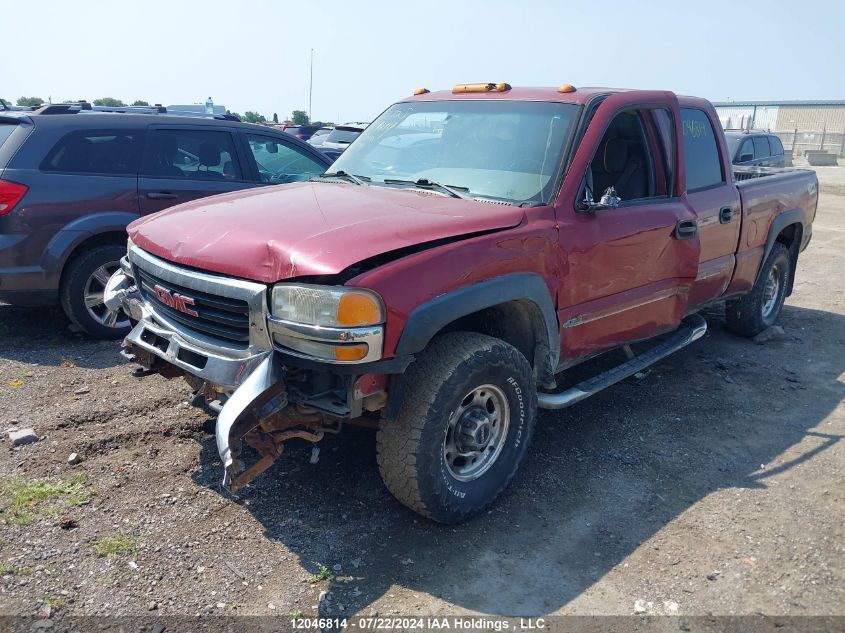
[153,284,199,317]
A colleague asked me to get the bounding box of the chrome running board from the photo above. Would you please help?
[537,314,708,410]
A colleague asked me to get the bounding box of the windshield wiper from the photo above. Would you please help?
[316,170,368,185]
[382,178,472,200]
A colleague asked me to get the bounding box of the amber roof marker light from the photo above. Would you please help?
[452,83,512,94]
[558,84,577,93]
[413,88,430,95]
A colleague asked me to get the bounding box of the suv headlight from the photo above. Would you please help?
[269,285,385,363]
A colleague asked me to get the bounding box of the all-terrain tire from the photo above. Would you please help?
[60,245,131,340]
[377,332,537,524]
[726,242,791,337]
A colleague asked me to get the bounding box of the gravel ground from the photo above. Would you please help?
[0,168,843,621]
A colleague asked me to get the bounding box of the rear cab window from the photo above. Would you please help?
[141,129,243,181]
[40,130,143,175]
[680,108,724,192]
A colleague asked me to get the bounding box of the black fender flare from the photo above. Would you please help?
[756,209,805,293]
[394,272,560,372]
[41,211,138,279]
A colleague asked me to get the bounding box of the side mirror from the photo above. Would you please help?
[579,185,621,213]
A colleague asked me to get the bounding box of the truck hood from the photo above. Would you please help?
[128,182,525,283]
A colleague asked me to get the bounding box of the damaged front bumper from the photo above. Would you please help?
[105,248,291,491]
[106,244,383,493]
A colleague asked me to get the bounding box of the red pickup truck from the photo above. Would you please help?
[105,84,817,523]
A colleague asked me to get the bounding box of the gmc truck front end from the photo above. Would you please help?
[105,242,387,490]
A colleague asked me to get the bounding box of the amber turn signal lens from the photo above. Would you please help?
[334,344,368,362]
[558,84,576,93]
[336,292,382,326]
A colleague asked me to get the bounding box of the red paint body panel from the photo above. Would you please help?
[127,87,818,372]
[349,208,559,359]
[725,169,818,295]
[127,182,525,283]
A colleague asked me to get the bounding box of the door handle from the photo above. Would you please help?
[674,219,698,240]
[719,207,734,224]
[146,192,178,200]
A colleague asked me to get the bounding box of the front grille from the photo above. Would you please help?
[136,267,251,345]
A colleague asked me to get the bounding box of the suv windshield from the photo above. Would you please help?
[331,100,579,204]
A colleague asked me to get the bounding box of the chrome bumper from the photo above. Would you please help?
[105,245,382,491]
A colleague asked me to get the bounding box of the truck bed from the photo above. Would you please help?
[725,165,818,297]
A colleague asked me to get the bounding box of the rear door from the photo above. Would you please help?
[556,91,700,362]
[138,126,255,215]
[679,106,741,308]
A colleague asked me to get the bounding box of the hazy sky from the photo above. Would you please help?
[3,0,843,123]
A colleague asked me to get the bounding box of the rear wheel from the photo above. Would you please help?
[726,242,790,337]
[60,245,131,339]
[377,332,537,524]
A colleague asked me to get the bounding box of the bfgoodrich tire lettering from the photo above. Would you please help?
[377,332,537,524]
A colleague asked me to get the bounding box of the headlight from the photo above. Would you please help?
[271,284,384,327]
[269,284,385,363]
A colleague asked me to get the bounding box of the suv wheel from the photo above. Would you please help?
[726,242,790,337]
[60,245,131,339]
[377,332,537,524]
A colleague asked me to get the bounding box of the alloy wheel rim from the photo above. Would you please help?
[84,262,130,329]
[761,264,781,319]
[443,384,510,482]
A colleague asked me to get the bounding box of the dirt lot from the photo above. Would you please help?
[0,168,843,621]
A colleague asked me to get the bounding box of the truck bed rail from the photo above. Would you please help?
[733,165,814,183]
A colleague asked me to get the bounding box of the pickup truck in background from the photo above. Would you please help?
[106,84,817,523]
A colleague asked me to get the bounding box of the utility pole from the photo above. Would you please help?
[309,48,314,124]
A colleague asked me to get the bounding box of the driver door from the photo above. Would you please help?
[554,91,700,363]
[138,126,253,215]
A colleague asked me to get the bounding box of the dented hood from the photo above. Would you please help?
[127,182,525,283]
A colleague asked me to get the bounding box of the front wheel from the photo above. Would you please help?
[726,242,790,337]
[377,332,537,524]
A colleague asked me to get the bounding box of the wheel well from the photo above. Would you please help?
[60,232,128,285]
[441,300,553,384]
[776,222,802,250]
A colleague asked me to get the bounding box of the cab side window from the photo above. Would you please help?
[753,136,770,160]
[585,108,672,205]
[769,135,784,156]
[680,108,724,192]
[246,134,326,184]
[141,129,243,180]
[738,138,754,162]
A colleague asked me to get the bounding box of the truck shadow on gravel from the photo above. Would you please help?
[0,304,123,369]
[188,304,845,616]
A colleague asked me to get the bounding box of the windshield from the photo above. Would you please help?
[330,100,579,204]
